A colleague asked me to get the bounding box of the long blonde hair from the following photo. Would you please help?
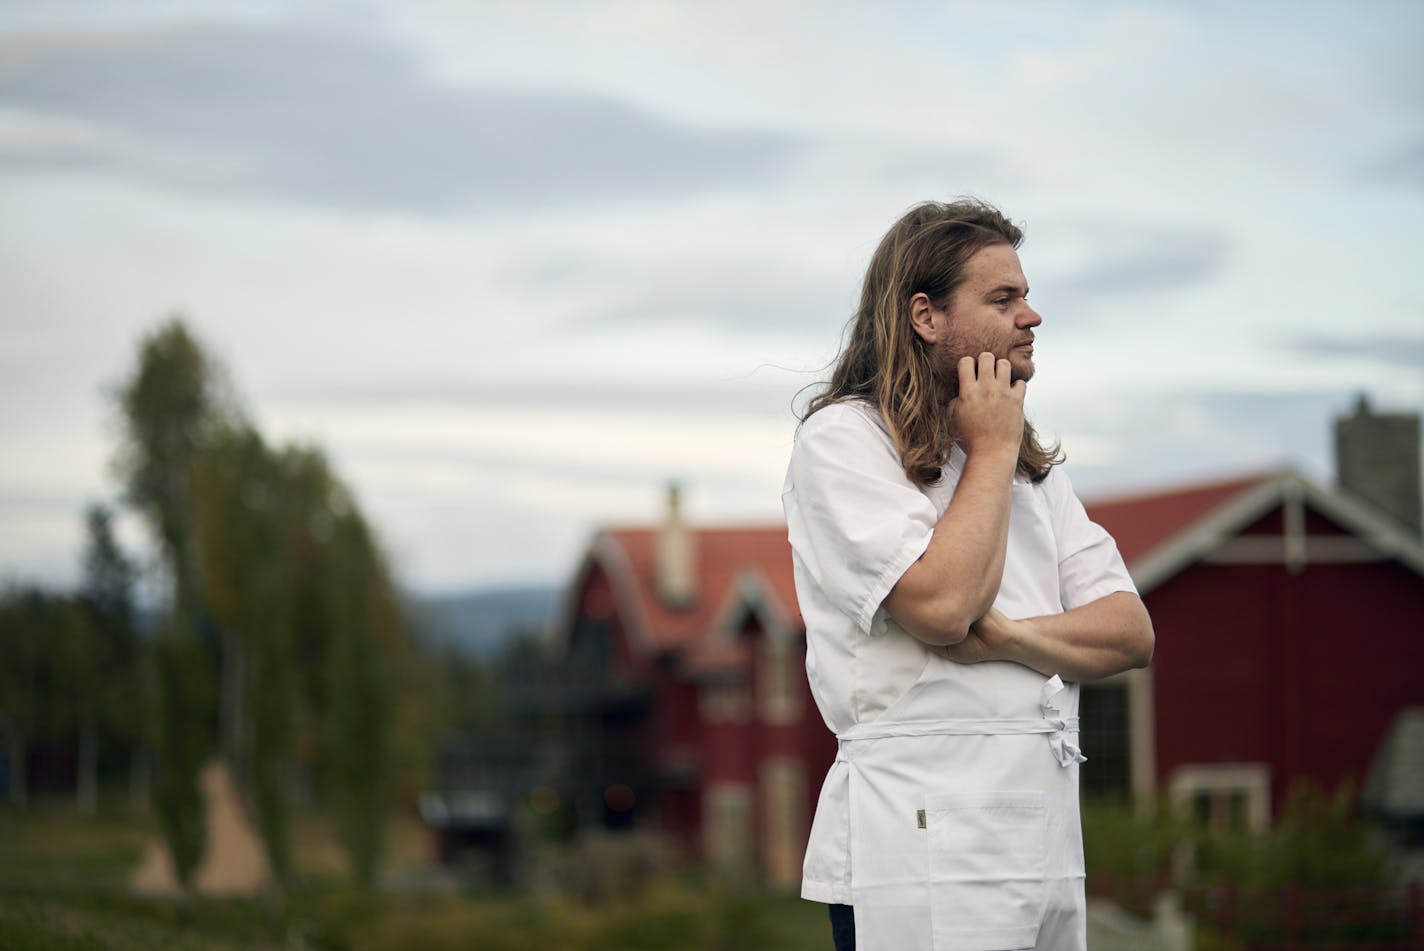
[805,199,1061,486]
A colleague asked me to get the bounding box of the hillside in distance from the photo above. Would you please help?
[406,584,562,657]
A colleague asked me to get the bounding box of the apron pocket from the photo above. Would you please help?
[924,789,1047,950]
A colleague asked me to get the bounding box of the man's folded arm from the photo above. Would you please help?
[942,591,1155,681]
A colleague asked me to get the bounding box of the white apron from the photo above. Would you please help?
[836,676,1086,951]
[809,482,1089,951]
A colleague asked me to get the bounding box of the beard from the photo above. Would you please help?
[934,328,1035,390]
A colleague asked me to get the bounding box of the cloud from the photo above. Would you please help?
[1024,217,1232,327]
[1052,226,1228,299]
[589,265,853,334]
[1360,140,1424,189]
[1289,334,1424,372]
[1058,386,1358,501]
[271,378,805,417]
[0,21,799,212]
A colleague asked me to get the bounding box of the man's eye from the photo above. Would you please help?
[993,297,1010,306]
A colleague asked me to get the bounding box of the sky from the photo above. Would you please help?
[2,0,1421,596]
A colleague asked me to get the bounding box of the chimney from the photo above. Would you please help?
[655,481,697,609]
[1334,394,1422,537]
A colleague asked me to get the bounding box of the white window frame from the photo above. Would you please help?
[1168,763,1271,834]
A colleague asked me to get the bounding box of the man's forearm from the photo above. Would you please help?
[944,591,1155,681]
[1001,591,1154,681]
[884,445,1017,645]
[885,352,1028,646]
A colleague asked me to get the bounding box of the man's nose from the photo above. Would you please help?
[1018,304,1042,328]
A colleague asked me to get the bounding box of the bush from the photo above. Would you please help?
[1089,781,1405,949]
[1082,796,1184,913]
[1193,781,1396,889]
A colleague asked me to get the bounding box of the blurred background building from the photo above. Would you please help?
[416,400,1424,890]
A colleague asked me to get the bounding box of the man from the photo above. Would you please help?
[783,200,1154,951]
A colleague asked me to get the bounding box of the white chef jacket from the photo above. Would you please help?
[782,399,1137,951]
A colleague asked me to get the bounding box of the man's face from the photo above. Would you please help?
[928,243,1042,383]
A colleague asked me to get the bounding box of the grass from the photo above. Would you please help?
[0,886,831,951]
[0,800,831,950]
[0,801,152,892]
[0,894,292,951]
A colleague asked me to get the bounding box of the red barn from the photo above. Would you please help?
[551,486,835,887]
[1082,467,1424,830]
[553,405,1424,880]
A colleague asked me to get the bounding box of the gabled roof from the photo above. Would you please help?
[556,525,800,657]
[555,468,1424,660]
[1085,468,1424,594]
[1084,472,1276,567]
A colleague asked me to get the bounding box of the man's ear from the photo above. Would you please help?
[908,292,941,344]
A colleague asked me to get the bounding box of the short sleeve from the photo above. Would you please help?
[784,404,937,635]
[1042,466,1138,610]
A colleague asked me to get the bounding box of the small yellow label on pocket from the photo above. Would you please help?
[917,808,926,829]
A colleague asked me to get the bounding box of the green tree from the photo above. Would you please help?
[326,508,392,887]
[52,596,101,814]
[151,617,216,892]
[0,586,132,809]
[108,316,417,891]
[78,503,142,814]
[113,319,223,596]
[113,318,226,891]
[0,587,47,805]
[248,586,295,891]
[191,424,298,889]
[275,446,344,777]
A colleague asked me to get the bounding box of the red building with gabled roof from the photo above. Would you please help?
[551,490,834,886]
[552,404,1424,881]
[1080,466,1424,831]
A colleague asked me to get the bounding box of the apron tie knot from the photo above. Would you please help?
[1040,675,1087,768]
